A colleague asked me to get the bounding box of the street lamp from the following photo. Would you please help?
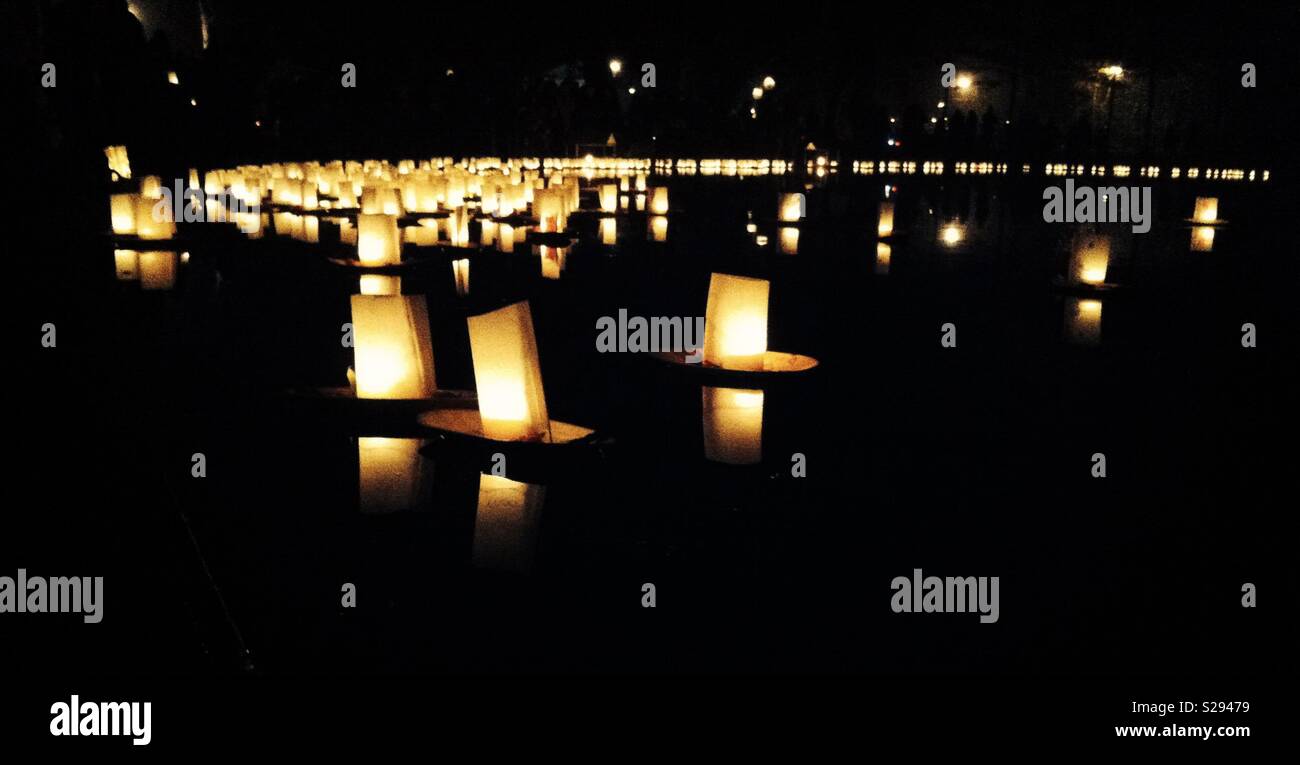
[608,58,623,77]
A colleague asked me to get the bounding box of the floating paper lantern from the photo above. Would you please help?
[466,301,551,442]
[134,194,176,240]
[1190,226,1215,252]
[357,213,401,265]
[1064,298,1102,347]
[472,474,546,572]
[357,437,428,514]
[599,183,618,214]
[110,193,138,234]
[877,201,895,237]
[779,226,799,254]
[349,294,437,399]
[139,175,163,199]
[649,187,669,215]
[703,273,769,370]
[498,223,515,253]
[534,188,566,232]
[1070,233,1110,285]
[702,386,764,465]
[778,193,805,222]
[452,258,470,295]
[137,251,177,290]
[104,145,131,179]
[1193,197,1219,223]
[113,249,139,281]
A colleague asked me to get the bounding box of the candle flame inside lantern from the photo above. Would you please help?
[467,301,551,442]
[1193,197,1219,223]
[702,386,764,465]
[703,273,770,371]
[349,295,437,399]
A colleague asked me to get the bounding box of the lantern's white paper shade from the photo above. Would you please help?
[472,473,546,572]
[467,301,551,442]
[778,193,805,222]
[357,213,401,265]
[110,193,138,234]
[703,273,769,370]
[134,195,176,240]
[649,187,669,215]
[702,386,764,465]
[598,183,618,213]
[357,437,427,514]
[349,294,437,399]
[1193,197,1218,223]
[1070,233,1110,285]
[877,201,895,237]
[137,251,177,290]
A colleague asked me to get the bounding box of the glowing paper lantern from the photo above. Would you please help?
[466,301,551,442]
[598,183,618,214]
[703,273,769,370]
[452,258,470,296]
[357,437,427,514]
[110,193,138,234]
[702,386,764,465]
[778,193,805,222]
[649,187,669,215]
[104,145,132,179]
[877,201,895,237]
[137,251,177,290]
[1193,197,1219,223]
[139,175,163,199]
[349,295,437,399]
[357,213,401,265]
[134,195,176,240]
[472,474,546,572]
[1070,233,1110,285]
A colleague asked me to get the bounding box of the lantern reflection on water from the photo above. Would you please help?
[357,437,428,514]
[137,251,177,290]
[702,386,764,465]
[648,215,668,242]
[1064,298,1102,346]
[600,217,617,245]
[134,195,176,240]
[114,249,139,281]
[778,226,799,254]
[349,295,437,399]
[875,242,892,275]
[452,258,470,295]
[703,273,769,371]
[599,183,618,214]
[467,301,551,442]
[1190,226,1216,252]
[472,473,546,572]
[359,274,401,296]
